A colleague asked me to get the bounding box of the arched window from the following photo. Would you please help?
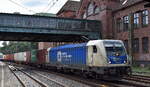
[94,6,100,14]
[87,2,94,16]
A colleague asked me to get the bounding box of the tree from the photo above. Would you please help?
[2,42,8,47]
[0,41,38,54]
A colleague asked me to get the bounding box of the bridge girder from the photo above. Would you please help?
[0,13,101,42]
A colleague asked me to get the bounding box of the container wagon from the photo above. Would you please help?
[0,53,3,61]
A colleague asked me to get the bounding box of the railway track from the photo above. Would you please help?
[33,70,107,87]
[8,64,150,87]
[25,70,69,87]
[122,75,150,87]
[31,68,137,87]
[132,74,150,80]
[123,75,150,83]
[8,65,90,87]
[8,65,48,87]
[32,69,150,87]
[10,64,114,87]
[32,72,69,87]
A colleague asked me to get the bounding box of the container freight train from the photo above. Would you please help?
[3,40,131,79]
[0,53,3,61]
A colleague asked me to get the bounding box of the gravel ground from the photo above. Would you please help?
[25,70,64,87]
[32,70,91,87]
[0,62,22,87]
[13,70,42,87]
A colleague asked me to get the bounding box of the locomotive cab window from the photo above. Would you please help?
[103,41,126,56]
[93,46,97,53]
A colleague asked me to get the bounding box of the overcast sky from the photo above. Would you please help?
[0,0,80,14]
[0,0,80,47]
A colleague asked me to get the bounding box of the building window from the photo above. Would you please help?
[134,12,140,29]
[117,18,122,32]
[87,2,94,16]
[94,6,100,14]
[124,40,129,53]
[142,37,149,53]
[142,10,149,27]
[133,38,139,53]
[123,16,129,31]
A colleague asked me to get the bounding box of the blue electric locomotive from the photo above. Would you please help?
[48,40,131,78]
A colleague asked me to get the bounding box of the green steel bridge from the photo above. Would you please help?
[0,13,101,42]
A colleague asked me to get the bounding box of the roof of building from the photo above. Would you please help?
[113,0,144,11]
[35,13,56,17]
[57,0,80,15]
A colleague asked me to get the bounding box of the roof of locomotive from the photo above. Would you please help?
[47,40,123,51]
[87,40,123,46]
[49,43,87,50]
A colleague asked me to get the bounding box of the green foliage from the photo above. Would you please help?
[132,66,150,73]
[0,41,38,54]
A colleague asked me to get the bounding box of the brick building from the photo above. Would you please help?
[77,0,121,38]
[113,0,150,64]
[57,0,80,18]
[39,0,150,65]
[77,0,150,65]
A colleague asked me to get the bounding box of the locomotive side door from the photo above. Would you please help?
[87,46,93,66]
[87,45,97,66]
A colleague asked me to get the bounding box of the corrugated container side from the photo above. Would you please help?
[14,52,27,62]
[37,49,47,64]
[31,50,37,63]
[46,48,51,63]
[9,54,14,61]
[0,53,3,60]
[25,51,31,63]
[5,55,9,60]
[3,55,8,60]
[49,43,87,65]
[3,54,14,61]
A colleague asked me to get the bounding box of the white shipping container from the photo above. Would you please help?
[14,52,27,62]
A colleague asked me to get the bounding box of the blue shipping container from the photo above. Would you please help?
[49,43,87,65]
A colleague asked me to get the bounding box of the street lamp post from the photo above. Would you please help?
[128,13,134,65]
[122,0,134,65]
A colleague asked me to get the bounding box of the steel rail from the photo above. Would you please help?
[9,65,48,87]
[8,65,26,87]
[123,76,150,84]
[33,71,68,87]
[132,74,150,79]
[34,69,122,87]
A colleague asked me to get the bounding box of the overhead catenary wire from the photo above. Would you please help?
[122,0,128,5]
[45,0,59,12]
[42,0,54,12]
[44,0,73,13]
[8,0,37,13]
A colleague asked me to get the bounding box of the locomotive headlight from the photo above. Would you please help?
[124,60,126,63]
[109,61,111,64]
